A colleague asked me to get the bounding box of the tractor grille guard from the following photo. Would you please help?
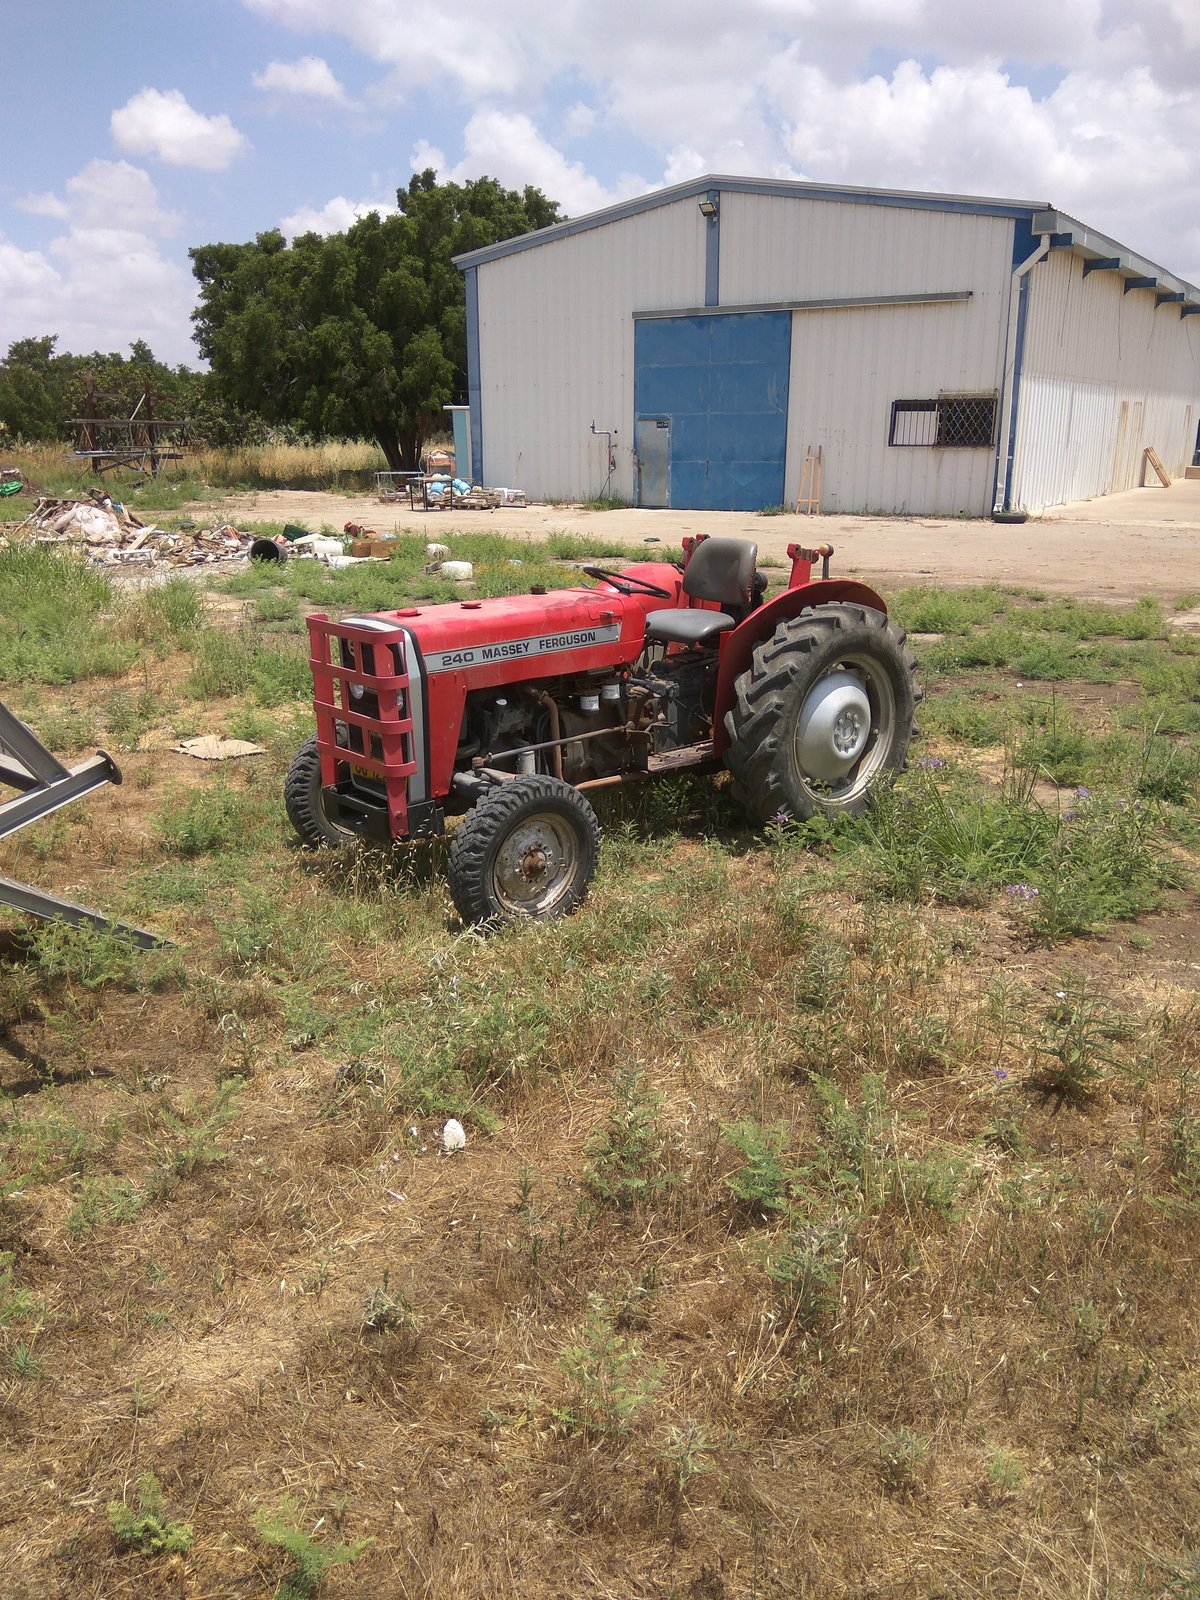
[306,614,418,840]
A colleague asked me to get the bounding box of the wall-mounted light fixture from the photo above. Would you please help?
[698,198,718,220]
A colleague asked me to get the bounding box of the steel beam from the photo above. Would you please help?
[0,875,162,950]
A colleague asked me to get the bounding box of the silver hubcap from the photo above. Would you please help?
[793,659,895,798]
[492,813,580,915]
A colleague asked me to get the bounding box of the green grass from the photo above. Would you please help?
[1,565,1199,1595]
[0,546,136,684]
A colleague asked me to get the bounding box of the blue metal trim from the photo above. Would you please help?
[1181,305,1200,318]
[1082,257,1122,277]
[452,174,1049,269]
[704,189,720,308]
[464,266,483,486]
[1001,267,1034,512]
[1047,232,1074,249]
[1124,276,1157,294]
[1156,291,1185,307]
[1010,215,1037,268]
[635,290,971,320]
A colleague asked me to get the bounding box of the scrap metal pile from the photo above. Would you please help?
[10,491,248,567]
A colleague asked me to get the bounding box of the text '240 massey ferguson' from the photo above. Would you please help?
[285,535,920,923]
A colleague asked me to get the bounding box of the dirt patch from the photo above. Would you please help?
[178,477,1200,604]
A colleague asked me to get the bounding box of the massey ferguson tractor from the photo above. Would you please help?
[285,535,919,923]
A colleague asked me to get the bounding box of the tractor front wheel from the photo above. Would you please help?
[284,735,356,848]
[725,603,920,822]
[447,775,600,925]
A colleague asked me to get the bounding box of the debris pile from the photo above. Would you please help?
[12,493,248,567]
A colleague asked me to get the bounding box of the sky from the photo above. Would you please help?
[3,0,1200,367]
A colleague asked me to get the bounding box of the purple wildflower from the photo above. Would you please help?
[1004,883,1039,901]
[917,756,945,771]
[1075,786,1090,799]
[992,1066,1010,1082]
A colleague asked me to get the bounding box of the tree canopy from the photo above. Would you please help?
[190,170,562,470]
[0,336,210,444]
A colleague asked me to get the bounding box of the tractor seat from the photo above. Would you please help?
[644,536,759,648]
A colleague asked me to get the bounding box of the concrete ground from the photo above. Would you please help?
[184,479,1200,605]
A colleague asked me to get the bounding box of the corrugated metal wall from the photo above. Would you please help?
[720,194,1016,514]
[474,200,706,501]
[1012,250,1200,511]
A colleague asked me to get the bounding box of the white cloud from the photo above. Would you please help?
[0,163,196,363]
[443,111,643,216]
[410,138,445,173]
[280,195,399,236]
[236,0,1200,280]
[111,88,249,170]
[562,102,597,139]
[65,160,183,234]
[767,57,1200,277]
[253,54,347,101]
[16,191,69,221]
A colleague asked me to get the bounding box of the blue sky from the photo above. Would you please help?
[3,0,1200,366]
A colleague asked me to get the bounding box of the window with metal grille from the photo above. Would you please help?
[889,393,997,448]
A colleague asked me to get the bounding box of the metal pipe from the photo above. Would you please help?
[534,691,564,780]
[576,772,645,791]
[994,237,1051,514]
[475,723,633,770]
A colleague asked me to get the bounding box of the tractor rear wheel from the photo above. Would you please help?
[725,603,919,822]
[447,775,600,925]
[284,735,355,848]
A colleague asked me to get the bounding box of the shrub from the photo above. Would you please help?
[254,1499,371,1599]
[1032,979,1129,1101]
[108,1472,193,1556]
[555,1295,662,1438]
[582,1066,677,1212]
[722,1119,795,1215]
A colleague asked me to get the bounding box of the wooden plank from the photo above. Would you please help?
[1144,446,1171,487]
[796,445,823,514]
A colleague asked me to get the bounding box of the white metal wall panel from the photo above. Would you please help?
[718,196,1016,513]
[474,200,707,501]
[719,192,1015,307]
[1012,250,1200,510]
[784,298,1006,514]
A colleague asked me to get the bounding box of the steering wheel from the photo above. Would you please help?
[582,564,672,599]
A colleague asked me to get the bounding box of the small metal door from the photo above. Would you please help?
[635,415,671,507]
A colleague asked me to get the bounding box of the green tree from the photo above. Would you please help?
[0,335,209,444]
[0,336,74,440]
[189,170,561,470]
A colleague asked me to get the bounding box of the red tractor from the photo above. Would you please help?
[285,536,919,923]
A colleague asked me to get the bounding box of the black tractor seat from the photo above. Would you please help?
[644,608,736,646]
[644,536,759,648]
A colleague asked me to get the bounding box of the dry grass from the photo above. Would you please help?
[187,439,388,490]
[0,557,1199,1598]
[3,438,391,501]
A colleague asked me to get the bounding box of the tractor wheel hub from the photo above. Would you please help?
[794,670,873,785]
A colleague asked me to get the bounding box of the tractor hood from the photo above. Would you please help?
[339,565,684,686]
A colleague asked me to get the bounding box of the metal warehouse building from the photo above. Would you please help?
[454,175,1200,517]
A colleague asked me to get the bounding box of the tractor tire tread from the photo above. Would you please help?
[447,775,600,926]
[285,734,351,849]
[724,602,920,824]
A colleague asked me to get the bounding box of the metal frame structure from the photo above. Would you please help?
[68,376,186,476]
[0,703,161,949]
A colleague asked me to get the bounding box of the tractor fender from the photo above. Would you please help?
[712,578,889,755]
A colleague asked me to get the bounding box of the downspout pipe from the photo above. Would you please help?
[993,237,1050,516]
